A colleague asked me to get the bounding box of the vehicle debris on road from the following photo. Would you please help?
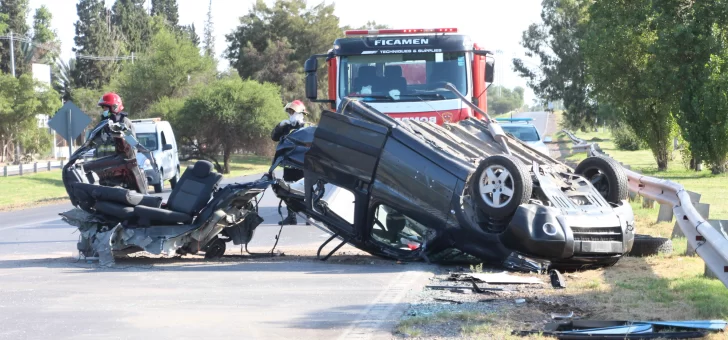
[513,319,727,339]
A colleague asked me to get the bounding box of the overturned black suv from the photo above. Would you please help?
[60,85,635,270]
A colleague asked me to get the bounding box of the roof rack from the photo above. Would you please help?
[130,118,161,123]
[495,117,533,124]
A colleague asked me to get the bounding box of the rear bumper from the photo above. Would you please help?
[499,202,635,262]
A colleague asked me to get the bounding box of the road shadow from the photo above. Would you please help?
[0,252,437,276]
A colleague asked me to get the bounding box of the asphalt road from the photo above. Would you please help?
[508,111,551,137]
[0,172,432,340]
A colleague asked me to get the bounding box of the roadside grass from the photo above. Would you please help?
[181,154,270,178]
[396,311,544,339]
[0,171,67,211]
[0,154,270,211]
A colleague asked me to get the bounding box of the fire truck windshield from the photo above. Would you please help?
[339,52,468,101]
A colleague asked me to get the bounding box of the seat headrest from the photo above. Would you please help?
[191,160,214,177]
[358,66,376,77]
[385,65,403,78]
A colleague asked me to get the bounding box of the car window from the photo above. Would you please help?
[501,125,541,142]
[136,133,158,150]
[371,205,428,252]
[161,131,167,147]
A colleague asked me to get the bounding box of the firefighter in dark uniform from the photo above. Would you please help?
[272,100,309,225]
[96,92,135,157]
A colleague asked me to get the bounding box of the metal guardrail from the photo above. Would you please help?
[2,161,64,177]
[562,130,728,288]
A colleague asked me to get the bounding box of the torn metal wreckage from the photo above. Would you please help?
[59,83,636,272]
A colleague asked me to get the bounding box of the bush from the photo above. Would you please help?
[612,124,648,151]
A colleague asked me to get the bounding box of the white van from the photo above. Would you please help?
[131,118,181,193]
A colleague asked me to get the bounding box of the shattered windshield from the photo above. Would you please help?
[339,52,468,101]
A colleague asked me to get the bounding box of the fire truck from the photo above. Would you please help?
[303,28,495,125]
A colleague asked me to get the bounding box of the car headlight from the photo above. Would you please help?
[142,158,152,169]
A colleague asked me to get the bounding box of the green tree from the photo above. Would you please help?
[31,5,60,64]
[224,0,343,111]
[0,0,30,76]
[0,72,61,163]
[73,0,127,89]
[109,25,216,116]
[151,0,179,27]
[112,0,152,54]
[175,75,285,173]
[487,85,525,114]
[513,0,600,131]
[183,23,200,47]
[202,0,214,58]
[584,0,678,171]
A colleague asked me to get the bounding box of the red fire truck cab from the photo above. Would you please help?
[304,28,495,125]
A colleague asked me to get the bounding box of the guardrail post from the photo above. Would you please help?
[683,203,710,256]
[18,163,22,176]
[704,220,728,279]
[47,161,51,171]
[2,166,6,177]
[657,203,674,223]
[33,162,38,173]
[671,191,703,239]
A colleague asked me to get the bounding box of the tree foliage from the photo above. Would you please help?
[0,73,61,162]
[151,0,179,27]
[175,75,285,173]
[109,25,216,116]
[0,0,30,76]
[583,0,678,171]
[487,86,525,114]
[224,0,343,113]
[73,0,127,89]
[112,0,152,54]
[202,0,214,58]
[513,0,598,131]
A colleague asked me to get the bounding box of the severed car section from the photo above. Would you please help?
[59,85,635,270]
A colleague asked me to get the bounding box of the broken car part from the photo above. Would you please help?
[513,319,727,339]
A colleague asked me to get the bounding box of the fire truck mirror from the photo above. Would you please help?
[485,57,495,84]
[304,57,318,73]
[305,71,318,100]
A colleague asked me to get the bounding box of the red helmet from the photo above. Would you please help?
[98,92,124,113]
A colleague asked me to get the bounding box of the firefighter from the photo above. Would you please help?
[96,92,135,157]
[272,99,309,225]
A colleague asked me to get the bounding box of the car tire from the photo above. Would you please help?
[468,154,533,219]
[204,237,226,259]
[154,178,163,193]
[574,156,628,204]
[170,167,179,189]
[628,234,673,257]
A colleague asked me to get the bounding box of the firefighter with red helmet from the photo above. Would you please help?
[272,99,309,225]
[96,92,135,157]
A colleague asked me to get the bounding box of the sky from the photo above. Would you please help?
[26,0,545,103]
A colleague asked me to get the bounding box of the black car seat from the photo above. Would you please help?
[133,160,222,225]
[78,160,222,225]
[384,65,407,93]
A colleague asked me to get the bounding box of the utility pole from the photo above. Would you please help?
[9,30,15,77]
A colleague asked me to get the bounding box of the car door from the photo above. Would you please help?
[160,130,171,179]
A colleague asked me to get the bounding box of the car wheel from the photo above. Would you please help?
[574,156,628,204]
[468,154,533,219]
[204,237,226,259]
[170,167,179,189]
[628,234,673,257]
[153,178,163,193]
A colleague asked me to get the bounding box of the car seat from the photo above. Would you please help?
[384,65,407,93]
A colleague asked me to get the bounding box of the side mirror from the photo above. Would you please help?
[304,57,318,73]
[163,144,173,151]
[543,136,553,143]
[304,56,319,100]
[485,57,495,84]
